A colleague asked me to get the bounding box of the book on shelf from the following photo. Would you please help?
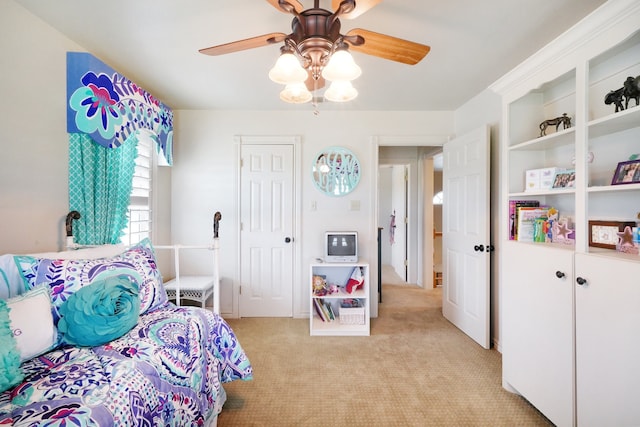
[509,200,540,240]
[324,302,336,321]
[516,207,551,242]
[313,298,328,322]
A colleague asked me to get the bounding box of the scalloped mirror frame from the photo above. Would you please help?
[312,146,361,197]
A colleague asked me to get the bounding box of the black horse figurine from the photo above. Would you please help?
[623,75,640,109]
[605,87,625,112]
[539,113,572,137]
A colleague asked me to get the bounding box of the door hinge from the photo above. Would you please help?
[404,259,408,267]
[240,158,243,168]
[239,285,242,295]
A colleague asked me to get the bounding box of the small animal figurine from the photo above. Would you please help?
[604,87,625,112]
[622,75,640,109]
[539,113,572,137]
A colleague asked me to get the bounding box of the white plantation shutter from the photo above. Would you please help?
[121,134,153,246]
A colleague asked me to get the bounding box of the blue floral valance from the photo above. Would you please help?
[66,52,173,165]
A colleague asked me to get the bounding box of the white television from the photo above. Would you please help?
[324,231,358,263]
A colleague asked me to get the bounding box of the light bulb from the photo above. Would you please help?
[280,82,312,103]
[269,52,307,84]
[324,80,358,102]
[321,50,362,82]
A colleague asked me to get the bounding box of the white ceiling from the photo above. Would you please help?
[14,0,606,111]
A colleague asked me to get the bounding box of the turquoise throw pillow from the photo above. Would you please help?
[0,299,24,392]
[57,275,140,347]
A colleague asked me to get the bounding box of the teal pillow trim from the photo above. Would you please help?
[0,299,25,392]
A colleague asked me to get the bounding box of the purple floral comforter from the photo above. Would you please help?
[0,304,252,426]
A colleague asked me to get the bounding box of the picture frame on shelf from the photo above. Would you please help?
[552,169,575,189]
[588,220,636,249]
[611,159,640,185]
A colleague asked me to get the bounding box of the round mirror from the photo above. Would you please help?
[312,147,361,196]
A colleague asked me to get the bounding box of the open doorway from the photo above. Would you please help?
[377,146,443,291]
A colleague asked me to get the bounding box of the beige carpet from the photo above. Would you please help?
[218,285,552,427]
[381,264,414,286]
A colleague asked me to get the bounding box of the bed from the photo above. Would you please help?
[0,238,252,426]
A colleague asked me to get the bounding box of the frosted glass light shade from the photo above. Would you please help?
[269,52,307,84]
[324,80,358,102]
[280,82,312,103]
[321,50,362,81]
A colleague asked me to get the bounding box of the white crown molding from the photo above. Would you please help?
[489,0,640,96]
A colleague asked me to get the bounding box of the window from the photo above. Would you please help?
[433,191,443,205]
[121,134,154,246]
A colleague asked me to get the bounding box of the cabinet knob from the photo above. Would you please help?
[555,271,565,279]
[576,277,587,286]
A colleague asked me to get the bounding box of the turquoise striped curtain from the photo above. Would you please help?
[68,132,138,245]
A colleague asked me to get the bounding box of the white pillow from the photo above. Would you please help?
[6,286,58,361]
[32,244,126,260]
[0,245,127,300]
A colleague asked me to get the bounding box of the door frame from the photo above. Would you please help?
[234,135,302,318]
[369,135,448,318]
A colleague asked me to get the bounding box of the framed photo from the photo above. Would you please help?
[551,169,576,189]
[611,159,640,185]
[588,220,635,249]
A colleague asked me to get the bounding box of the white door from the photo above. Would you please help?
[442,125,491,348]
[240,144,294,317]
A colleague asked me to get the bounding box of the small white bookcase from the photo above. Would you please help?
[309,261,370,336]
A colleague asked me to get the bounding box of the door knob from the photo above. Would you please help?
[485,245,495,252]
[284,237,293,243]
[474,244,484,252]
[555,271,565,279]
[576,277,587,285]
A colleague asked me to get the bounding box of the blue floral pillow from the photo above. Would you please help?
[15,239,167,324]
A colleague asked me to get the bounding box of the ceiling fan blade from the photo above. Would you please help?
[199,33,288,56]
[332,0,381,19]
[345,28,430,65]
[266,0,304,14]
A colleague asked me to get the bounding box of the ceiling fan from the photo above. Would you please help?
[199,0,430,103]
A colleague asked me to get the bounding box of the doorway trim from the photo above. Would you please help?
[369,135,449,318]
[234,135,303,318]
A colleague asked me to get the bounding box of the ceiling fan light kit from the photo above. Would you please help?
[199,0,430,105]
[280,82,314,103]
[268,50,309,84]
[324,80,358,102]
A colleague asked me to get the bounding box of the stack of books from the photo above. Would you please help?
[510,200,561,243]
[313,298,336,322]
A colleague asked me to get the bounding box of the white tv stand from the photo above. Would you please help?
[309,261,370,336]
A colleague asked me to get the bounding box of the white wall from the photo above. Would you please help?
[454,88,503,349]
[172,110,454,317]
[0,3,174,266]
[0,1,82,253]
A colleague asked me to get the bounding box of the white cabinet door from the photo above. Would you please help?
[502,242,574,427]
[575,253,640,426]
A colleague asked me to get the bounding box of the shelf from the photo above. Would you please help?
[312,288,367,299]
[509,127,575,151]
[587,246,640,262]
[310,314,368,336]
[587,183,640,193]
[588,106,640,139]
[506,240,575,251]
[509,188,575,197]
